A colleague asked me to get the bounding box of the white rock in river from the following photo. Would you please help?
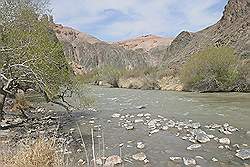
[78,159,85,163]
[187,144,202,150]
[212,157,218,162]
[169,156,182,162]
[137,142,145,149]
[219,138,230,145]
[235,149,250,160]
[149,129,159,135]
[134,119,144,123]
[132,152,147,161]
[137,113,144,117]
[112,113,121,118]
[104,155,122,166]
[144,113,151,117]
[192,122,201,129]
[144,159,149,164]
[218,145,224,149]
[126,126,134,130]
[89,120,95,124]
[183,157,196,166]
[246,131,250,136]
[207,134,215,139]
[162,126,169,131]
[192,129,210,143]
[195,156,204,159]
[168,120,175,127]
[136,105,146,109]
[148,119,161,127]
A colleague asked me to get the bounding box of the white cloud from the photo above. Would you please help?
[51,0,227,41]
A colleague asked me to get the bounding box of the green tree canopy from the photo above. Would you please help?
[0,0,73,120]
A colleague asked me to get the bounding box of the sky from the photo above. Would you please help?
[51,0,228,42]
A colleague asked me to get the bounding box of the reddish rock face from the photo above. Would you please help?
[113,34,173,51]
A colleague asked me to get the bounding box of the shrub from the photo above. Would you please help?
[0,139,62,167]
[180,47,244,92]
[98,66,124,87]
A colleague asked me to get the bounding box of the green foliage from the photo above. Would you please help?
[0,0,71,100]
[180,47,242,91]
[98,66,124,87]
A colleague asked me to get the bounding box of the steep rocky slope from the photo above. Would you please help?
[53,24,149,73]
[113,34,173,51]
[154,0,249,68]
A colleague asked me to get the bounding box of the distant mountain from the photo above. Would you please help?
[113,34,173,51]
[53,24,149,74]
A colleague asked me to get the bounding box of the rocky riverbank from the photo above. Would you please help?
[0,107,90,166]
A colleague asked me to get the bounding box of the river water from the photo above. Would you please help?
[73,86,250,167]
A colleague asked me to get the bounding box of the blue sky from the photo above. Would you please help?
[51,0,228,42]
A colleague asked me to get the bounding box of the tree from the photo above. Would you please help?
[0,0,74,121]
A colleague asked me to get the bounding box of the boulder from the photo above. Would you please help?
[235,149,250,160]
[104,155,122,167]
[132,152,147,161]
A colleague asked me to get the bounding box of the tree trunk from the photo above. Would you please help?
[0,93,6,121]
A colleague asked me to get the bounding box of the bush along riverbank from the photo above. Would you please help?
[180,47,250,93]
[81,66,183,91]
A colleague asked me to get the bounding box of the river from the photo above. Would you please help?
[68,86,250,167]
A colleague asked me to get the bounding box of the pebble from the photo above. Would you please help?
[162,126,169,131]
[78,159,85,164]
[144,113,151,117]
[183,157,196,166]
[187,144,202,150]
[132,152,147,161]
[193,129,210,143]
[212,158,218,162]
[137,113,144,117]
[126,126,134,130]
[170,156,182,161]
[112,113,121,118]
[219,138,230,145]
[192,122,201,129]
[144,159,149,164]
[195,156,204,159]
[235,149,250,160]
[104,155,123,166]
[218,145,224,149]
[134,119,144,123]
[136,106,146,109]
[150,129,159,135]
[137,142,145,149]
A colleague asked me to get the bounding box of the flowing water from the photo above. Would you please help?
[70,86,250,167]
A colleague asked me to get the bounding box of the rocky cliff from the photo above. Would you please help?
[54,24,149,74]
[154,0,250,68]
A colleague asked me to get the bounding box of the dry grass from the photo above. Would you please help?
[0,139,63,167]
